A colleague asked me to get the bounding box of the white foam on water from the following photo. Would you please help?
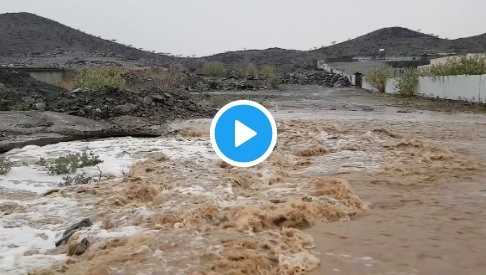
[0,129,386,274]
[94,225,153,239]
[297,150,382,176]
[0,197,79,274]
[0,136,216,274]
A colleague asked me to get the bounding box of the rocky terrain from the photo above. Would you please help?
[184,69,351,92]
[0,69,214,152]
[2,13,486,68]
[0,65,351,152]
[281,69,351,87]
[2,87,486,275]
[0,70,213,121]
[0,111,162,154]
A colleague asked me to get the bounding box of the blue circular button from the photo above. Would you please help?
[210,100,277,167]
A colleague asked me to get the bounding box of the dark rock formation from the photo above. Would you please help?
[0,111,162,153]
[55,218,93,247]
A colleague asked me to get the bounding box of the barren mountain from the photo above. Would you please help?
[203,47,307,67]
[312,27,486,57]
[202,27,486,66]
[206,28,486,66]
[1,12,485,68]
[451,33,486,52]
[0,12,180,66]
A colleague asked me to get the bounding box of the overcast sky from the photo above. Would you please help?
[2,0,485,57]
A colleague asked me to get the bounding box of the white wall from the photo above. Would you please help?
[383,74,486,103]
[318,60,486,103]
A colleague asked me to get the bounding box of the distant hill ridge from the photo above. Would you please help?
[0,12,175,64]
[1,12,485,67]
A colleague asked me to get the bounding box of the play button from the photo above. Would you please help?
[234,120,256,148]
[210,100,277,168]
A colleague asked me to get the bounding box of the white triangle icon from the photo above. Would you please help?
[235,120,257,148]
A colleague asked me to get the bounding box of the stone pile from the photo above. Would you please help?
[281,69,352,87]
[0,70,214,122]
[182,73,269,92]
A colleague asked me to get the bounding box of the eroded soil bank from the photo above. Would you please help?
[2,86,486,274]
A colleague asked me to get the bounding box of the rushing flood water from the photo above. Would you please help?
[0,136,216,274]
[1,119,383,274]
[2,87,486,274]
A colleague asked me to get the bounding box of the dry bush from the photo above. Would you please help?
[122,67,185,91]
[74,67,127,90]
[201,62,227,76]
[395,67,419,96]
[261,65,278,78]
[56,79,75,90]
[267,75,282,90]
[244,63,259,78]
[365,65,391,93]
[41,149,102,175]
[421,55,486,76]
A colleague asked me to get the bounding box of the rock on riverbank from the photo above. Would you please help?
[0,70,215,122]
[0,111,162,153]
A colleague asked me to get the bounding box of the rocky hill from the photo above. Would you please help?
[202,48,308,67]
[0,12,184,67]
[1,12,485,68]
[311,27,486,57]
[452,33,486,52]
[206,28,486,66]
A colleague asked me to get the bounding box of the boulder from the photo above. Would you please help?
[35,102,46,111]
[67,237,90,256]
[114,103,138,115]
[55,218,93,247]
[0,111,162,153]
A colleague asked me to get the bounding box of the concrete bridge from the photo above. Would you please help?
[0,67,75,85]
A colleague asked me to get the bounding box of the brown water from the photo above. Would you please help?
[19,87,486,275]
[199,87,486,275]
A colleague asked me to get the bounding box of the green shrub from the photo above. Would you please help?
[201,62,226,76]
[261,65,278,79]
[267,75,281,90]
[10,101,30,111]
[365,66,391,93]
[0,156,13,175]
[395,68,419,96]
[74,68,128,90]
[422,55,486,76]
[59,172,93,187]
[244,63,259,78]
[42,149,103,175]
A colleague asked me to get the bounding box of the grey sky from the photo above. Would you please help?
[2,0,485,57]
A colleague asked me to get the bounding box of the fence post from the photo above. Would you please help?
[354,72,363,88]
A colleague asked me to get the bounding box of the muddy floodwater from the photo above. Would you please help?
[1,86,486,275]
